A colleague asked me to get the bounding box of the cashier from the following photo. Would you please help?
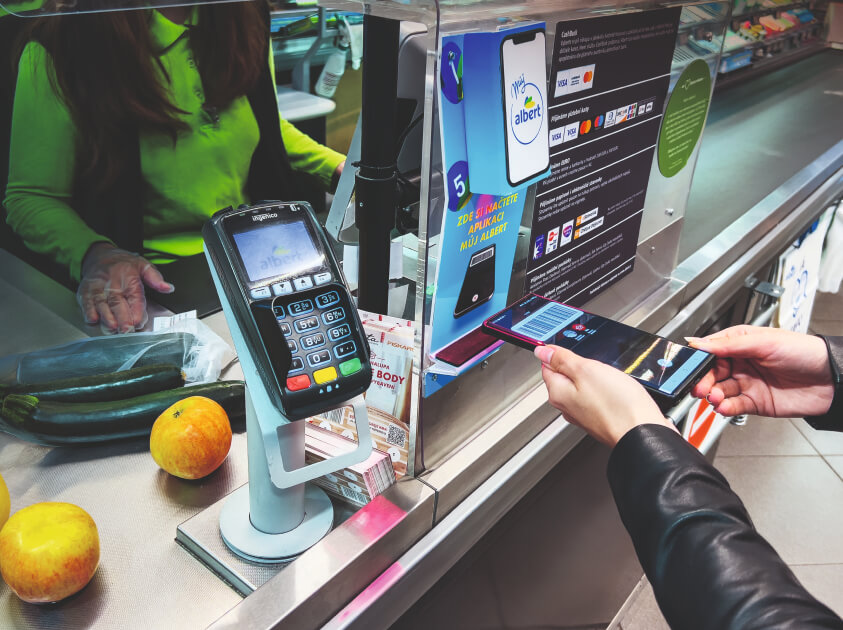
[3,1,344,333]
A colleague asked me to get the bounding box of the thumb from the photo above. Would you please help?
[140,262,174,294]
[686,332,767,360]
[535,345,583,381]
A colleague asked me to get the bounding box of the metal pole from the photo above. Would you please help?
[355,15,399,313]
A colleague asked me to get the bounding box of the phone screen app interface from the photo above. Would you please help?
[492,295,710,394]
[502,31,549,185]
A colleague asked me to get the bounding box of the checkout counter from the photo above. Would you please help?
[0,0,841,628]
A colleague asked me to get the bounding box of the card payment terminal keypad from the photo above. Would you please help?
[266,284,364,396]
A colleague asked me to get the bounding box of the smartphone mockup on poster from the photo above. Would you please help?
[454,244,496,318]
[500,29,550,187]
[483,294,715,406]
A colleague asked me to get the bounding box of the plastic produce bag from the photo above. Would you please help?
[0,319,234,386]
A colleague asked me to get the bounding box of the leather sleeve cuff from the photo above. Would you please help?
[804,335,843,432]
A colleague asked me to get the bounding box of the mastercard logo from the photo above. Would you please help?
[594,115,604,128]
[583,70,593,83]
[579,119,592,135]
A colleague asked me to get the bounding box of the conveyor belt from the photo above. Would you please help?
[681,49,843,261]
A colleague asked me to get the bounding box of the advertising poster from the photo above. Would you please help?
[775,211,833,333]
[429,33,529,369]
[526,8,681,305]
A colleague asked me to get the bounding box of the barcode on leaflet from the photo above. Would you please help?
[339,484,368,505]
[511,303,582,341]
[386,424,405,447]
[319,409,345,425]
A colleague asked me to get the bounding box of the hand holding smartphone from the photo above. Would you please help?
[483,294,714,407]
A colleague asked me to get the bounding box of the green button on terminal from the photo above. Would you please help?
[339,358,362,376]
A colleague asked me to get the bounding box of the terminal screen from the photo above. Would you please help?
[233,221,322,283]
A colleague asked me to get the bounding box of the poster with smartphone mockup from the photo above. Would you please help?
[501,29,550,187]
[525,8,681,305]
[427,32,528,388]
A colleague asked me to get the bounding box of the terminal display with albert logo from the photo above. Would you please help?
[483,293,714,404]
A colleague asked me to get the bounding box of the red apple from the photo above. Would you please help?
[0,502,99,603]
[150,395,232,479]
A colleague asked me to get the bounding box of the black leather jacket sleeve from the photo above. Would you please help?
[608,424,843,630]
[805,336,843,432]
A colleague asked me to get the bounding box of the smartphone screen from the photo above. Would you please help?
[483,294,713,400]
[501,29,550,187]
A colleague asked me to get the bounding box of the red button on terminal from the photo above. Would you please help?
[286,374,311,391]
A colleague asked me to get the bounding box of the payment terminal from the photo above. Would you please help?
[203,201,372,421]
[202,202,374,562]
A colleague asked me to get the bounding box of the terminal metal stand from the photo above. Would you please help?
[219,389,371,562]
[202,256,374,563]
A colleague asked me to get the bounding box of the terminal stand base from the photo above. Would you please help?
[219,483,334,563]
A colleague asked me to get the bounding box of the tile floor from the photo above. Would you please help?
[612,289,843,628]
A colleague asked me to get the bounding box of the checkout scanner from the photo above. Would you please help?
[203,201,373,561]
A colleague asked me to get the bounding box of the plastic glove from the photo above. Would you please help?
[77,244,174,334]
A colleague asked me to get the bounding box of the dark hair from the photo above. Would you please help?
[21,1,268,194]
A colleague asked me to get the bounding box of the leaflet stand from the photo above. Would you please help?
[208,257,374,563]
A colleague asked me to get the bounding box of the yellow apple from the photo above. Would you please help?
[0,472,9,530]
[150,395,232,480]
[0,502,99,603]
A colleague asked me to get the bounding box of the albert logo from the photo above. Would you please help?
[510,79,544,145]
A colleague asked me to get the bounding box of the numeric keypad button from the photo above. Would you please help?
[321,307,345,325]
[294,316,319,333]
[288,299,314,316]
[307,350,331,368]
[301,333,326,350]
[315,291,340,309]
[328,324,351,341]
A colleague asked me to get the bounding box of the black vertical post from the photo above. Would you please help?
[356,15,399,313]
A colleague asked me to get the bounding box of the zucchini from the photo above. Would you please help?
[0,365,185,403]
[0,381,245,446]
[2,332,196,386]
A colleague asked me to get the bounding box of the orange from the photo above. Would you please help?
[0,502,99,603]
[149,396,232,480]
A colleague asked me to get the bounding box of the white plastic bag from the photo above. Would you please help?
[0,318,234,386]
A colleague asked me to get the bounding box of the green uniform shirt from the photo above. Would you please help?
[4,9,344,281]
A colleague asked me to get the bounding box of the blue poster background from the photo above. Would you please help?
[430,34,528,356]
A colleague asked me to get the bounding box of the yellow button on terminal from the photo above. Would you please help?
[313,366,338,385]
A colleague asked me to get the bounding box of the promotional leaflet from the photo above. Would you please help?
[428,32,531,369]
[526,9,681,305]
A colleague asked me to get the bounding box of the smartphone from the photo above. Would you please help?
[501,28,550,187]
[435,326,500,367]
[483,294,714,406]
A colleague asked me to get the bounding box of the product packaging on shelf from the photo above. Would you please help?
[308,311,414,477]
[305,423,396,507]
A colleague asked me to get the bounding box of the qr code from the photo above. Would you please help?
[339,484,368,506]
[386,424,406,447]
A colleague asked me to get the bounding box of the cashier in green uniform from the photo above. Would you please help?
[3,2,344,333]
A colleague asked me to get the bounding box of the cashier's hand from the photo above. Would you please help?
[77,244,174,334]
[534,345,675,448]
[687,325,834,418]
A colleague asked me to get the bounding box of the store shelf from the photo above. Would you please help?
[681,49,843,261]
[732,0,811,21]
[715,38,825,87]
[678,2,730,31]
